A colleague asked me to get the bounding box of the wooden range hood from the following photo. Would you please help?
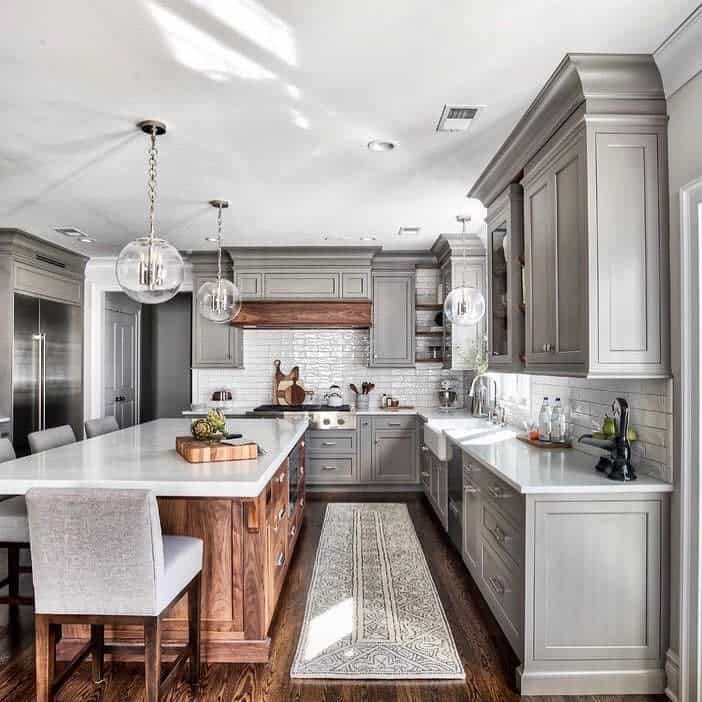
[230,301,371,328]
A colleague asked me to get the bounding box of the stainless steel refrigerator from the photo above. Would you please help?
[12,293,82,456]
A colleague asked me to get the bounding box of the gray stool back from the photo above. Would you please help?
[26,488,165,616]
[0,438,16,463]
[27,425,76,454]
[85,416,119,439]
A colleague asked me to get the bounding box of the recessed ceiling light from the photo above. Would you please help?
[54,226,88,238]
[397,226,421,237]
[367,140,396,152]
[78,237,94,244]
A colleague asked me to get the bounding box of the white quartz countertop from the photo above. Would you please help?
[442,419,672,495]
[0,418,308,498]
[0,417,10,423]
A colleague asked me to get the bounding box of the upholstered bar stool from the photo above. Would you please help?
[26,488,203,702]
[27,425,76,454]
[0,438,32,608]
[84,416,119,439]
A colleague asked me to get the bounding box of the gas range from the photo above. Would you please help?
[249,404,355,430]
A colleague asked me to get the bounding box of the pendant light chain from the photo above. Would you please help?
[147,125,158,239]
[216,203,223,282]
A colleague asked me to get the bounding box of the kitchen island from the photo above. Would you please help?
[0,418,308,663]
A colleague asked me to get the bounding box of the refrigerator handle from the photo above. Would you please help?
[41,333,47,430]
[32,334,42,432]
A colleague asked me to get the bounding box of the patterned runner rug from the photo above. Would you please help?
[290,503,464,679]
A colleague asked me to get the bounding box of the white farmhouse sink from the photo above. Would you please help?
[423,422,455,461]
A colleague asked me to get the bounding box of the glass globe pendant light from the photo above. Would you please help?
[443,214,486,326]
[196,199,242,323]
[115,120,184,304]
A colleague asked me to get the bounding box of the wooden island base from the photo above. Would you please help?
[57,443,305,664]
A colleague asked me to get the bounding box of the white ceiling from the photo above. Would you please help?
[0,0,696,256]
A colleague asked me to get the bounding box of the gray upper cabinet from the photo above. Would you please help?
[228,248,377,301]
[370,271,415,367]
[190,255,243,369]
[523,129,588,370]
[487,184,524,371]
[473,54,670,378]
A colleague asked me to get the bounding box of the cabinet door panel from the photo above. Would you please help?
[359,416,373,482]
[263,272,339,299]
[236,272,262,299]
[553,140,587,363]
[463,476,481,574]
[341,272,370,299]
[372,429,416,483]
[594,132,662,366]
[370,273,415,367]
[533,499,661,661]
[525,177,556,362]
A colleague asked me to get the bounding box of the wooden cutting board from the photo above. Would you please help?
[176,437,258,463]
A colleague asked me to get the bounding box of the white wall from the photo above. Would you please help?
[666,65,702,699]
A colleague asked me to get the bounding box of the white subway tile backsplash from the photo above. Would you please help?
[192,328,465,411]
[526,374,672,483]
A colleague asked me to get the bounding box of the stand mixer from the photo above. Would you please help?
[437,380,457,411]
[578,398,636,481]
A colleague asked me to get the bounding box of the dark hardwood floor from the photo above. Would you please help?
[0,494,665,701]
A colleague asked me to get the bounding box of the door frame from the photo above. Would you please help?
[677,174,702,702]
[83,258,193,425]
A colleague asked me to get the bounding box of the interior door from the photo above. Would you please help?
[40,299,82,440]
[104,307,137,428]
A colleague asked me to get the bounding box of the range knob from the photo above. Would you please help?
[323,418,331,426]
[338,418,345,425]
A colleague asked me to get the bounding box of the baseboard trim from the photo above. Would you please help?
[517,666,666,696]
[665,648,680,702]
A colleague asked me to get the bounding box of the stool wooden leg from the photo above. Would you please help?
[188,573,202,691]
[7,545,19,605]
[144,617,161,702]
[90,624,105,683]
[35,615,57,702]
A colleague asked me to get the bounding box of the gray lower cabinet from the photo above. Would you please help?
[306,417,418,488]
[373,429,416,483]
[370,272,415,367]
[456,445,669,696]
[191,276,243,368]
[422,449,448,529]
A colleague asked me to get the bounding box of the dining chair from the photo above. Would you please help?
[27,425,76,454]
[84,416,119,439]
[0,438,32,609]
[26,487,203,702]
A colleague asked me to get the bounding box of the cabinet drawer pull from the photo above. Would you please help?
[276,552,285,568]
[321,441,337,447]
[488,485,509,499]
[488,575,505,596]
[322,464,337,471]
[421,445,429,452]
[388,422,403,427]
[489,524,507,544]
[464,484,479,494]
[420,471,430,479]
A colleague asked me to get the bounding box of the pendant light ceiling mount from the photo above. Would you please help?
[137,119,167,136]
[208,199,229,209]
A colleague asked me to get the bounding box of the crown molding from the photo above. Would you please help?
[654,5,702,98]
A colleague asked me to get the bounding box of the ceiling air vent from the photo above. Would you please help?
[436,105,481,132]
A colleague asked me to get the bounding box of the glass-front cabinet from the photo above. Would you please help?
[487,184,525,371]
